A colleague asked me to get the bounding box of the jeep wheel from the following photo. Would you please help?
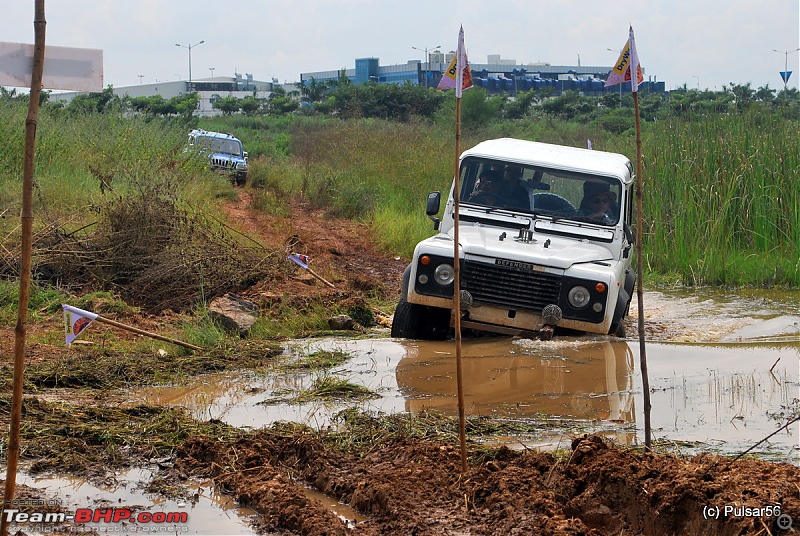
[609,321,626,338]
[391,298,451,340]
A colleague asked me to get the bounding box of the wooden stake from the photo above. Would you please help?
[306,267,336,289]
[633,91,652,448]
[453,95,467,473]
[92,315,203,352]
[2,3,46,534]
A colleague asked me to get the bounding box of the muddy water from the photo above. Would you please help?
[130,288,799,463]
[19,288,798,534]
[14,468,258,535]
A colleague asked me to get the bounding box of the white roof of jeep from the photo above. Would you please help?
[461,138,633,184]
[189,129,241,142]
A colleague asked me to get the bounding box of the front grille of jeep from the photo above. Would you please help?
[211,157,234,168]
[462,260,562,312]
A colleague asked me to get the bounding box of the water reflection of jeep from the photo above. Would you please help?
[392,138,637,340]
[187,129,248,186]
[395,339,635,427]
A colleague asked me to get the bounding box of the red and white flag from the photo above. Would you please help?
[437,25,473,97]
[63,304,98,345]
[605,25,644,92]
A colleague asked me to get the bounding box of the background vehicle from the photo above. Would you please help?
[392,138,636,340]
[187,129,248,186]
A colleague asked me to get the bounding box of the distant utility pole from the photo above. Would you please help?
[773,47,799,103]
[412,44,441,89]
[175,40,204,89]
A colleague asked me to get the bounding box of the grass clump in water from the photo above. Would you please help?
[0,396,244,477]
[263,373,379,405]
[280,349,352,371]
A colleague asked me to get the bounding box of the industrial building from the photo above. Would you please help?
[52,73,298,116]
[301,53,665,96]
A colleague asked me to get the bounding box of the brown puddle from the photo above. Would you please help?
[127,288,799,462]
[27,288,794,533]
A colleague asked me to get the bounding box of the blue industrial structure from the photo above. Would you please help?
[301,56,666,96]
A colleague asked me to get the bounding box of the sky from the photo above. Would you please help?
[3,1,800,93]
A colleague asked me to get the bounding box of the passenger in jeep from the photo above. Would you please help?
[578,183,617,224]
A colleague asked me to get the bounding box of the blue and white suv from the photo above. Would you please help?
[187,129,249,186]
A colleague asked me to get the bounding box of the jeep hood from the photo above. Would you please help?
[452,225,613,269]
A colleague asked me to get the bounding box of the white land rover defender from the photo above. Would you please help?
[392,138,636,340]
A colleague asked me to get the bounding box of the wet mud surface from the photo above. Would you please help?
[172,432,800,535]
[3,194,800,535]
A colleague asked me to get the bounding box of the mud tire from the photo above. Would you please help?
[610,321,626,338]
[391,298,450,340]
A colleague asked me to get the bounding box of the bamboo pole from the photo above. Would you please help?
[453,96,467,473]
[632,90,652,447]
[92,315,203,352]
[2,3,46,535]
[306,267,336,289]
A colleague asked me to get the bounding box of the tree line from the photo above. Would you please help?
[2,76,798,133]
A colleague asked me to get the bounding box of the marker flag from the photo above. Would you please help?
[288,253,310,270]
[437,25,473,97]
[605,25,644,92]
[63,304,98,345]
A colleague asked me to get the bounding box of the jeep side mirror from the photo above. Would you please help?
[623,222,635,244]
[426,191,441,230]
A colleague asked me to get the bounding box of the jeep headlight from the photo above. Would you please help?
[434,264,455,285]
[567,285,591,308]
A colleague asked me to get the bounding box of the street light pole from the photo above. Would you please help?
[772,47,800,103]
[412,44,441,88]
[175,40,204,90]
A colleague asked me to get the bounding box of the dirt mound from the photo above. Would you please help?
[172,432,799,535]
[225,192,407,302]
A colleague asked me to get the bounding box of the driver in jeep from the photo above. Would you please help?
[468,170,503,205]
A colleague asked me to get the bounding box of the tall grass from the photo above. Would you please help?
[3,105,798,290]
[222,112,800,286]
[0,108,229,233]
[642,112,800,285]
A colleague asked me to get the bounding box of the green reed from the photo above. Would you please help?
[642,112,800,285]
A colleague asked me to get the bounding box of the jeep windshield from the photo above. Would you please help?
[197,137,243,157]
[458,157,622,226]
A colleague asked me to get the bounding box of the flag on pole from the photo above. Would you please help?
[605,25,644,92]
[437,25,473,97]
[288,253,310,270]
[63,304,98,345]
